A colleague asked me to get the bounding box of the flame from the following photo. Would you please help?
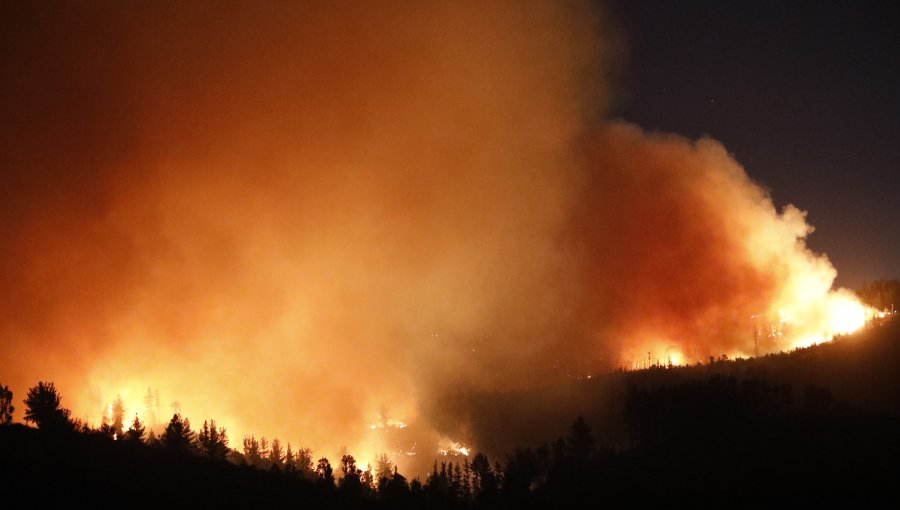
[825,295,867,335]
[2,1,892,477]
[777,289,873,350]
[437,439,471,457]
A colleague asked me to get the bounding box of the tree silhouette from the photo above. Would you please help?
[111,395,126,438]
[375,453,394,483]
[470,452,498,499]
[316,457,334,487]
[23,381,71,431]
[259,436,270,460]
[198,419,229,460]
[295,447,315,478]
[124,414,146,443]
[160,413,196,453]
[567,416,595,461]
[503,447,541,501]
[381,466,411,503]
[284,443,295,473]
[0,384,13,425]
[361,465,374,490]
[242,435,262,466]
[338,454,364,497]
[269,437,284,467]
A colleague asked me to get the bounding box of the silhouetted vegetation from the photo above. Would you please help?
[0,383,13,425]
[160,413,195,454]
[4,320,900,506]
[124,414,145,443]
[198,419,229,460]
[858,278,899,312]
[22,381,72,432]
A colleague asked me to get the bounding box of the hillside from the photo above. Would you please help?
[3,319,898,507]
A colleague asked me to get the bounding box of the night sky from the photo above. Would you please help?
[613,0,900,288]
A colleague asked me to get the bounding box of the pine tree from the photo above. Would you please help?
[198,419,229,460]
[285,443,294,473]
[160,413,196,454]
[295,447,315,478]
[124,414,146,443]
[461,457,472,499]
[269,437,285,467]
[259,436,270,459]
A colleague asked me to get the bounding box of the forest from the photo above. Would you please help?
[3,315,899,507]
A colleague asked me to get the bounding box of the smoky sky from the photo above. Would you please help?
[0,0,867,466]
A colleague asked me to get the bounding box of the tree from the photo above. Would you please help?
[111,394,126,439]
[361,466,374,491]
[98,415,115,439]
[375,453,394,484]
[470,452,498,499]
[0,384,13,425]
[259,436,270,460]
[124,414,146,443]
[142,387,157,427]
[295,447,315,478]
[340,454,360,480]
[285,443,295,473]
[269,437,284,467]
[198,419,229,460]
[381,467,411,502]
[316,457,335,487]
[338,454,364,497]
[23,381,72,431]
[160,413,196,453]
[503,447,541,501]
[567,416,595,461]
[242,436,262,466]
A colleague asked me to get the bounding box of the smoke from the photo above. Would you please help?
[0,1,859,468]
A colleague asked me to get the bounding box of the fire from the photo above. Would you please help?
[438,440,471,457]
[777,289,873,351]
[825,295,867,335]
[667,350,684,367]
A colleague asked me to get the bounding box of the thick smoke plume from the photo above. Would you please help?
[0,1,861,468]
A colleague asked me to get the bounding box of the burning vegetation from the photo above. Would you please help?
[0,0,892,479]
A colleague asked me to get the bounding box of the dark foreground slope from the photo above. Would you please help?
[432,319,900,505]
[0,424,353,507]
[4,320,900,507]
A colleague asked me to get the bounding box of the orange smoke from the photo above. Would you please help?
[0,1,868,469]
[570,124,872,367]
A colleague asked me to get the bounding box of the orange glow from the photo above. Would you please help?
[0,1,885,476]
[438,439,472,457]
[826,295,867,335]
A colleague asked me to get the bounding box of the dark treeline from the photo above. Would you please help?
[3,319,900,506]
[858,278,899,313]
